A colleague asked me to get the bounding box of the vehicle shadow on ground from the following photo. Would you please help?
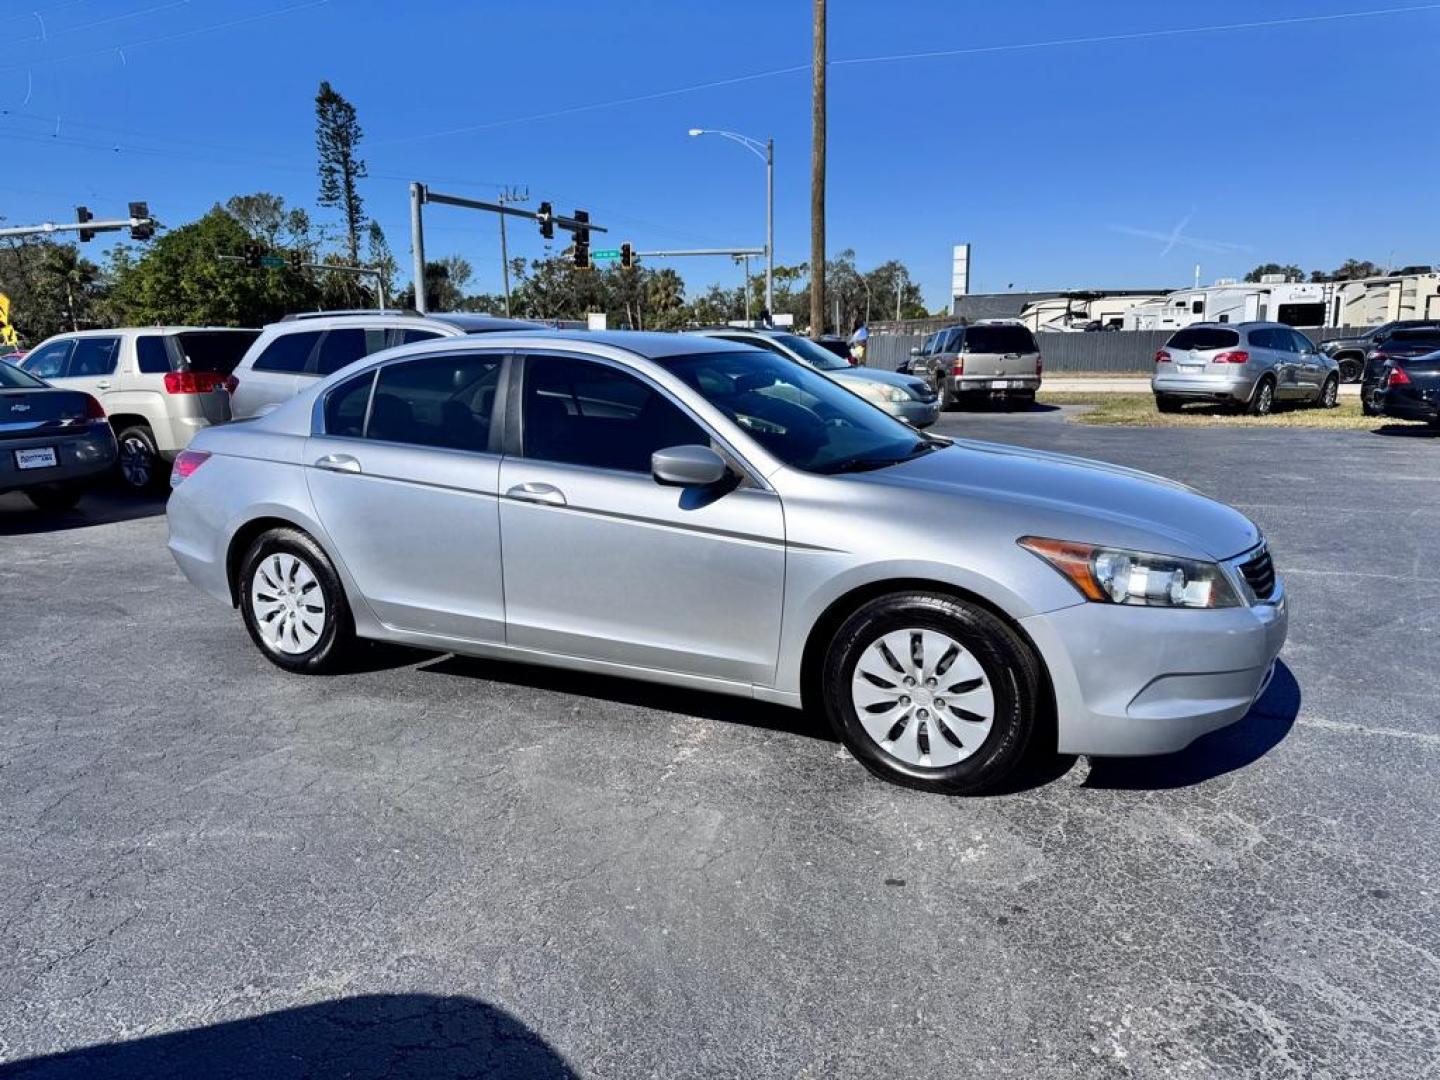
[0,993,576,1080]
[418,652,839,743]
[0,485,166,536]
[1081,661,1300,790]
[1369,423,1438,438]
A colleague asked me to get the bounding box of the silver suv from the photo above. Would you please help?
[911,321,1042,409]
[1153,323,1340,415]
[227,311,540,420]
[690,327,940,428]
[21,327,259,490]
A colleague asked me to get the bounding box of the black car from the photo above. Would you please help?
[1372,348,1440,427]
[1359,328,1440,415]
[1322,320,1440,383]
[0,361,118,509]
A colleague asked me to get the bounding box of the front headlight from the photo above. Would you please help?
[1019,536,1241,609]
[860,383,910,403]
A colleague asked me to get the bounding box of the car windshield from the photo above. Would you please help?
[666,349,934,475]
[1388,329,1440,345]
[0,362,45,389]
[773,333,851,371]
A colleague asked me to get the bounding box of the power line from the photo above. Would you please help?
[8,0,193,48]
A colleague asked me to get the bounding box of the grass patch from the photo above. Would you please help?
[1037,392,1428,430]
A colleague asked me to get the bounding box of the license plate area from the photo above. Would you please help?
[991,379,1011,389]
[1178,363,1203,373]
[15,446,58,470]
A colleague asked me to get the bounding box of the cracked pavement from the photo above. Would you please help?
[1,410,1437,1078]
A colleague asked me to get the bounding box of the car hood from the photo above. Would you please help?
[860,439,1260,561]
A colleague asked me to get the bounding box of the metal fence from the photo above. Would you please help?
[866,327,1364,374]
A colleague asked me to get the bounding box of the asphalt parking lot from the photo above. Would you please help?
[2,407,1437,1079]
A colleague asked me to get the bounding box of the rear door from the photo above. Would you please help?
[305,351,509,643]
[234,330,322,417]
[1256,328,1302,399]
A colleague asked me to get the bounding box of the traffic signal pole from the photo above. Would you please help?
[408,182,606,313]
[0,205,154,241]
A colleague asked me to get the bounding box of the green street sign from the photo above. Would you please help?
[259,255,287,268]
[591,249,620,260]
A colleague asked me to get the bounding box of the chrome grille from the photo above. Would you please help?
[1238,546,1276,601]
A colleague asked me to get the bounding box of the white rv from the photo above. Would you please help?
[1125,280,1330,331]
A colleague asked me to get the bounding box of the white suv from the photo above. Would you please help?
[21,327,259,490]
[227,311,540,420]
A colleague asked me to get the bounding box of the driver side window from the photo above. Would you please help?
[22,340,74,380]
[521,354,710,474]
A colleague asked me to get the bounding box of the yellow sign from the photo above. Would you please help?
[0,293,17,346]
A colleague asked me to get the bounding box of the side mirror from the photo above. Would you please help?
[908,346,922,356]
[652,444,728,487]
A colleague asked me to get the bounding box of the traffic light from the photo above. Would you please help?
[620,242,634,270]
[76,206,95,243]
[572,209,590,270]
[242,243,262,270]
[536,201,554,240]
[128,202,153,241]
[289,249,304,271]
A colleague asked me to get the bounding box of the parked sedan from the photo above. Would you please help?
[689,327,940,428]
[168,332,1286,795]
[1372,348,1440,427]
[1153,322,1340,415]
[0,360,117,509]
[1359,328,1440,416]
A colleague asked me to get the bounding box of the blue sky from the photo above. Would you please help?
[2,0,1437,309]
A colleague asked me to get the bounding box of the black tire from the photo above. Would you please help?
[1337,356,1363,384]
[25,482,84,511]
[1247,377,1276,417]
[238,527,357,674]
[937,378,955,411]
[1315,376,1339,409]
[821,592,1040,795]
[1155,395,1182,413]
[1007,390,1036,410]
[115,424,163,491]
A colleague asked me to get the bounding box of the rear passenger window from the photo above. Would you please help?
[136,336,171,374]
[324,370,375,438]
[313,328,396,376]
[367,354,503,452]
[398,329,444,346]
[253,331,321,373]
[69,337,120,377]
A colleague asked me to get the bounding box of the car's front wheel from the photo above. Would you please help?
[822,592,1040,794]
[1315,375,1339,409]
[239,527,357,674]
[1337,356,1363,383]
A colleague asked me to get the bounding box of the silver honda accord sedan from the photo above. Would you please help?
[167,331,1287,794]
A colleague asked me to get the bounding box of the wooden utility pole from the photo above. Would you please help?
[810,0,826,338]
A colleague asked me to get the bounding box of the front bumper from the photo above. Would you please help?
[886,398,941,428]
[1152,371,1255,401]
[1021,574,1288,756]
[0,425,117,494]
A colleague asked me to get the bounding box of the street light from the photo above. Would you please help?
[689,128,774,322]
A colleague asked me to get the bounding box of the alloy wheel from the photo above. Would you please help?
[250,552,327,655]
[850,628,995,768]
[1323,379,1338,408]
[1255,382,1274,415]
[119,436,152,488]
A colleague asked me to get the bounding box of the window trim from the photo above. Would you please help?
[65,335,122,378]
[510,349,767,489]
[315,350,512,458]
[21,338,76,379]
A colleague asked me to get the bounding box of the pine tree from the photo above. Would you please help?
[315,81,367,265]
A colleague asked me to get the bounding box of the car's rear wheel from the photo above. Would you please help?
[1155,394,1182,413]
[1316,375,1339,409]
[1247,377,1275,417]
[115,424,162,491]
[239,527,356,674]
[821,592,1039,795]
[25,482,84,511]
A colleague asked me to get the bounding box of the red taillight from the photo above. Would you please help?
[83,393,106,419]
[1154,350,1171,364]
[951,358,965,376]
[163,370,224,394]
[223,374,239,395]
[170,449,211,485]
[1214,351,1250,365]
[1036,354,1043,376]
[1387,364,1411,387]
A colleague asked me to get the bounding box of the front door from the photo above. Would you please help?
[498,352,785,686]
[304,351,509,644]
[55,335,122,407]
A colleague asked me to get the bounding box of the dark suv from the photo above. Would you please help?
[1321,320,1440,383]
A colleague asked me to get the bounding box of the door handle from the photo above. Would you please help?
[314,453,362,474]
[505,481,566,507]
[95,381,112,390]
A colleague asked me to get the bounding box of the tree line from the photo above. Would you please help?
[1244,259,1410,284]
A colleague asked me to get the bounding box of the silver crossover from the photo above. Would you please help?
[1152,322,1340,415]
[168,332,1287,794]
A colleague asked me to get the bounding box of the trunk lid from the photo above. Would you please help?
[0,388,98,441]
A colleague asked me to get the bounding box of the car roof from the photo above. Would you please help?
[491,329,752,360]
[47,326,255,337]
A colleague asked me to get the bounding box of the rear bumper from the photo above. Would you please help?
[0,425,117,494]
[1376,389,1440,423]
[1022,576,1288,756]
[1152,371,1255,400]
[945,376,1040,394]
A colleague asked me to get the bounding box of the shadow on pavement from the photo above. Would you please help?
[1369,423,1438,438]
[0,484,167,536]
[420,652,838,743]
[0,994,577,1080]
[1082,661,1301,790]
